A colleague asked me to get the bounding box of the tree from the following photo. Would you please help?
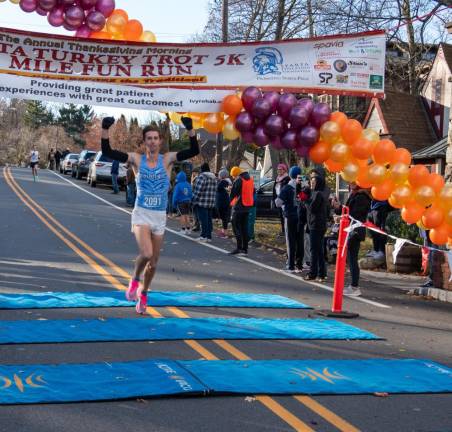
[56,104,94,147]
[23,101,54,129]
[128,117,143,152]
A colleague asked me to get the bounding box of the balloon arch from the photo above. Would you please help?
[2,0,452,246]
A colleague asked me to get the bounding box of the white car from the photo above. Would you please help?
[87,151,127,188]
[60,153,79,174]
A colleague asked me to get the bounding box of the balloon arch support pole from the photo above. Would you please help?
[316,206,359,319]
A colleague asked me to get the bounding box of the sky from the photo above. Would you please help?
[0,0,210,121]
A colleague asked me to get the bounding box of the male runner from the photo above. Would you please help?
[30,145,39,181]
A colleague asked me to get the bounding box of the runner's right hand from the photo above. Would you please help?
[102,117,115,130]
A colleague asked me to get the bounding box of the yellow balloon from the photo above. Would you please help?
[169,112,182,125]
[361,128,380,143]
[188,112,205,130]
[330,142,351,163]
[390,163,409,185]
[368,163,387,185]
[416,219,427,230]
[9,0,20,3]
[438,184,452,210]
[106,14,127,35]
[391,185,412,207]
[140,30,157,42]
[320,121,341,144]
[223,117,240,141]
[414,185,436,207]
[340,161,360,183]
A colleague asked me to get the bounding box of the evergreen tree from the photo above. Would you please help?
[23,101,54,129]
[57,104,94,146]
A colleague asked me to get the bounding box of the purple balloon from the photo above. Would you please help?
[310,103,332,128]
[48,6,65,26]
[296,145,310,158]
[96,0,115,17]
[235,112,255,133]
[263,91,280,113]
[251,98,272,120]
[264,114,285,137]
[281,130,298,150]
[241,87,262,112]
[289,105,309,130]
[270,136,284,151]
[19,0,37,13]
[254,126,270,147]
[60,0,76,6]
[85,10,106,31]
[75,24,92,37]
[278,93,297,119]
[63,21,78,31]
[80,0,97,9]
[297,98,314,116]
[36,5,48,15]
[241,131,255,144]
[297,126,319,148]
[65,5,84,27]
[38,0,56,11]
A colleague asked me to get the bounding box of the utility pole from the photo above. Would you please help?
[215,0,228,173]
[446,22,452,182]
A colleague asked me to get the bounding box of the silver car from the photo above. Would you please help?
[60,153,79,174]
[87,151,126,188]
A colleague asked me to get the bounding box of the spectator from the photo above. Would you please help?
[272,163,290,236]
[172,171,193,234]
[275,166,301,272]
[125,162,136,207]
[296,175,309,272]
[192,163,217,242]
[191,170,200,232]
[367,200,392,260]
[216,168,231,238]
[229,166,254,255]
[111,159,120,194]
[47,148,56,170]
[55,149,62,171]
[303,172,328,282]
[334,183,371,296]
[62,147,71,159]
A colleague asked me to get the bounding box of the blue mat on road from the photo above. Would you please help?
[1,359,450,404]
[0,291,310,309]
[0,317,379,344]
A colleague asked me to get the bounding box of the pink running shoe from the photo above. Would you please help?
[136,292,148,314]
[126,279,139,301]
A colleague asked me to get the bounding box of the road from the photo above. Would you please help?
[0,167,451,432]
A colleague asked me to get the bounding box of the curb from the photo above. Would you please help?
[409,287,452,304]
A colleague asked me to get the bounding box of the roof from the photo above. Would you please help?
[441,43,452,73]
[364,90,437,153]
[412,137,448,159]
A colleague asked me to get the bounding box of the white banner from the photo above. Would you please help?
[0,27,386,111]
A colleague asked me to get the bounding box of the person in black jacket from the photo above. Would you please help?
[303,173,328,281]
[334,183,371,296]
[216,169,231,238]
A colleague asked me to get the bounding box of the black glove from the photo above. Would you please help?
[181,116,193,131]
[102,117,115,130]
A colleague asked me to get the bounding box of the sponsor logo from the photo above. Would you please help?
[156,362,194,391]
[336,74,349,84]
[347,60,368,68]
[253,47,283,76]
[369,74,383,89]
[333,59,347,73]
[314,59,331,70]
[350,72,369,78]
[313,41,344,49]
[318,72,333,84]
[281,62,311,73]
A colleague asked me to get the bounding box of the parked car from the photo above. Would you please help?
[60,153,79,174]
[71,150,97,179]
[255,180,279,218]
[87,151,127,188]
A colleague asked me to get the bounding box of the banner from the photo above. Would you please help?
[0,27,386,111]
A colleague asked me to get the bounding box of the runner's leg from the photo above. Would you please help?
[142,233,164,294]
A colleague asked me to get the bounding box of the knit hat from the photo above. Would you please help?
[218,168,229,179]
[200,162,210,172]
[230,166,241,177]
[277,163,288,171]
[289,165,302,179]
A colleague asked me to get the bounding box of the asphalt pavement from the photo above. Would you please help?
[0,167,451,432]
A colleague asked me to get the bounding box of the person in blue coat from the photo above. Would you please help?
[172,171,193,234]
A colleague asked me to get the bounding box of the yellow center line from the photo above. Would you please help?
[5,167,329,432]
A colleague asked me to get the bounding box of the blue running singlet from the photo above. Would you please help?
[136,154,170,211]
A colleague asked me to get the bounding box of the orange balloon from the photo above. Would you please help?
[351,137,374,160]
[90,31,112,39]
[309,141,331,164]
[422,205,445,229]
[429,224,450,245]
[330,111,348,128]
[203,113,225,134]
[408,164,429,189]
[107,11,128,35]
[445,207,452,225]
[123,19,143,41]
[373,139,396,165]
[401,201,425,224]
[391,185,412,207]
[330,142,351,163]
[341,119,362,145]
[425,173,445,194]
[413,185,436,207]
[367,163,387,185]
[356,166,372,189]
[324,159,343,173]
[391,147,412,165]
[112,8,128,21]
[221,95,243,116]
[389,163,409,185]
[371,179,395,201]
[388,195,401,209]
